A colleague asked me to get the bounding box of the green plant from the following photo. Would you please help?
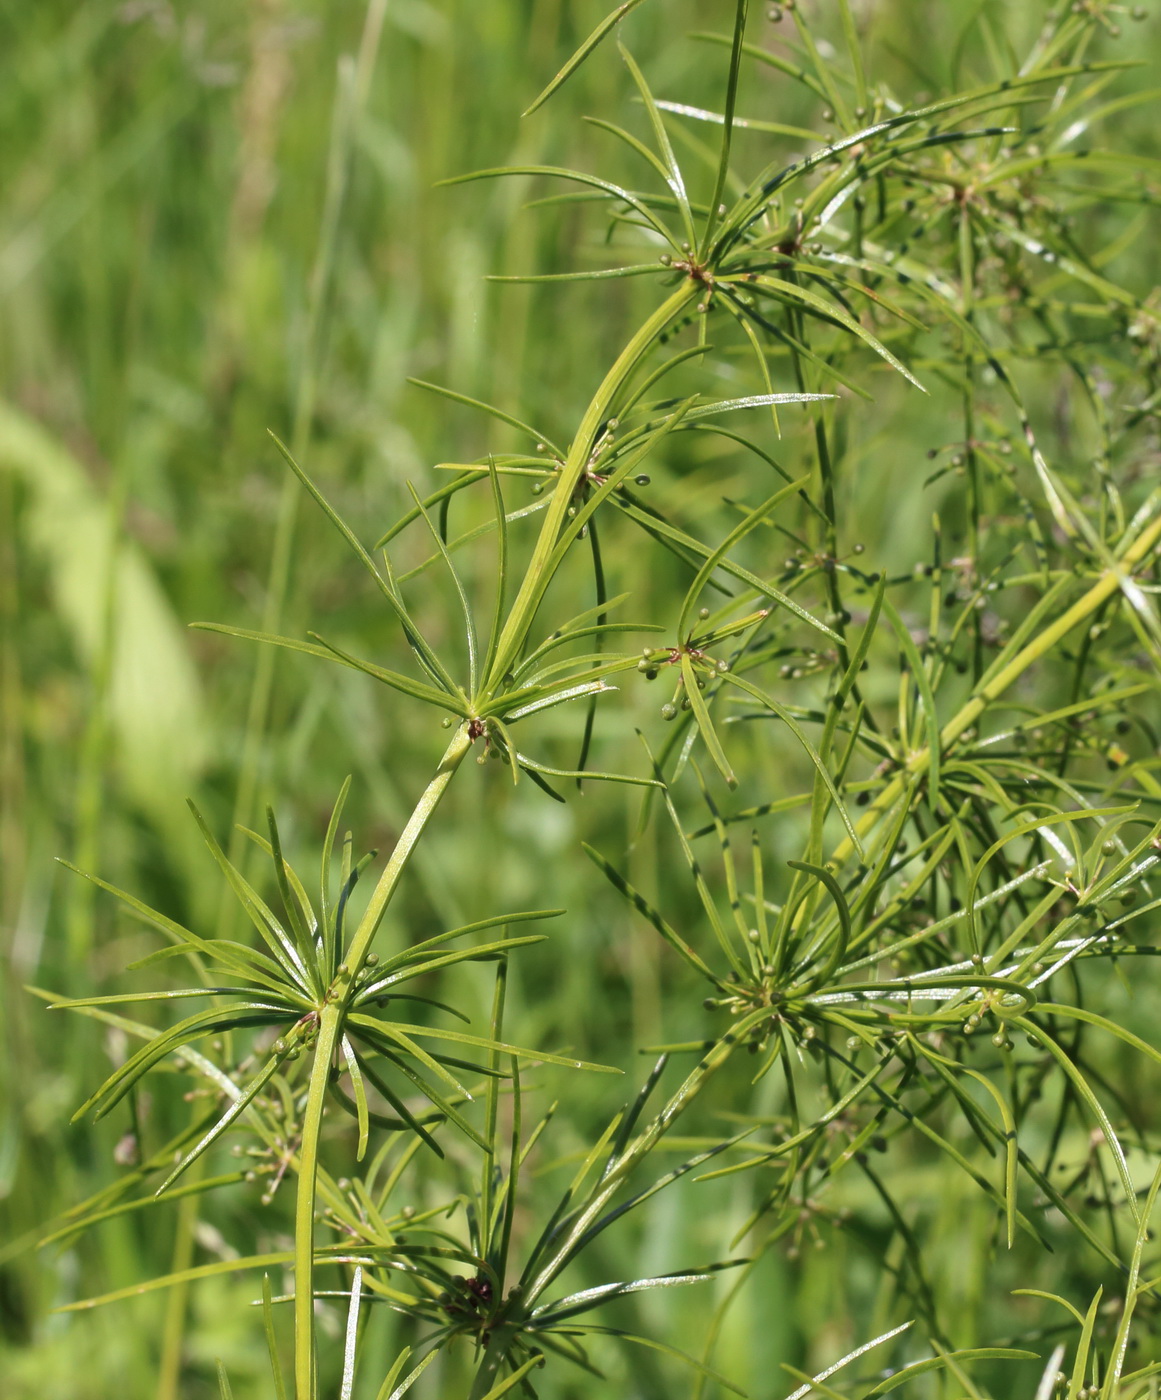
[28,1,1161,1397]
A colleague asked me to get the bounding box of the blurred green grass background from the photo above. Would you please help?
[2,1,1160,1395]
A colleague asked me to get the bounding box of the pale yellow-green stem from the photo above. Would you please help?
[293,1004,342,1400]
[293,724,472,1399]
[484,284,701,692]
[833,511,1161,864]
[293,283,700,1393]
[295,285,700,1393]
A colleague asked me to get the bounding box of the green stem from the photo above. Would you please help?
[466,1325,521,1400]
[68,452,128,963]
[295,282,691,1396]
[293,724,472,1399]
[484,285,700,690]
[294,1003,342,1400]
[154,1157,204,1400]
[832,511,1161,862]
[344,724,473,971]
[701,0,749,258]
[959,200,983,682]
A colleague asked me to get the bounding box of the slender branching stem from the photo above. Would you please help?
[833,510,1161,862]
[293,1002,342,1400]
[343,725,474,972]
[466,1324,521,1400]
[293,723,473,1398]
[484,285,701,691]
[297,280,703,1392]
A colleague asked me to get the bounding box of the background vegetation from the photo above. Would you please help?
[2,0,1160,1396]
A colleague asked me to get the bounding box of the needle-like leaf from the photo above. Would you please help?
[522,0,652,116]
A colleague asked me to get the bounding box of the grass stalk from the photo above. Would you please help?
[223,6,385,935]
[154,1160,204,1400]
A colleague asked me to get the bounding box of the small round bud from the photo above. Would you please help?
[1101,838,1117,856]
[661,702,678,721]
[699,606,711,620]
[272,1038,288,1056]
[531,482,544,496]
[634,473,650,486]
[365,953,379,967]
